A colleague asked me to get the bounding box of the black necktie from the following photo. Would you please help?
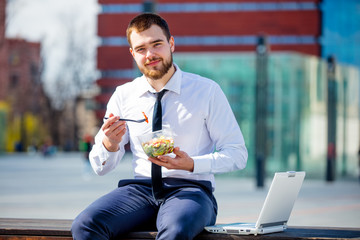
[151,89,167,201]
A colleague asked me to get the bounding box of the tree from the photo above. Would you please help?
[6,0,98,150]
[45,8,97,150]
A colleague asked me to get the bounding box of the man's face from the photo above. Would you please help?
[129,24,174,80]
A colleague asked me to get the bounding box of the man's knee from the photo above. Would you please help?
[71,215,86,239]
[157,213,205,240]
[158,223,195,240]
[71,211,109,240]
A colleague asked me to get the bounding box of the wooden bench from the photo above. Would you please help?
[1,218,360,240]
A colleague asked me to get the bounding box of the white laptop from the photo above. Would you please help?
[205,171,305,236]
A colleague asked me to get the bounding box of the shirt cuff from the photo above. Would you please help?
[100,142,120,165]
[192,155,212,174]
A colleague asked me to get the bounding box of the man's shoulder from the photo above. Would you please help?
[114,76,142,92]
[109,77,145,102]
[181,70,219,88]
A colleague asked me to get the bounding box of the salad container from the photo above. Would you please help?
[138,129,174,157]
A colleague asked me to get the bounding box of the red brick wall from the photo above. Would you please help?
[95,0,322,118]
[7,39,42,113]
[0,0,8,100]
[97,45,133,69]
[98,11,321,37]
[0,0,43,103]
[0,0,4,41]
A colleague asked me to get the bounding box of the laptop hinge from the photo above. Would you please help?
[287,171,296,177]
[260,221,287,228]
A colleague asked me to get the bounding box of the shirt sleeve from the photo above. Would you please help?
[89,129,128,176]
[192,83,248,174]
[88,88,129,176]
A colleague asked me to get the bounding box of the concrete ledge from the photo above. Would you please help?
[1,218,360,240]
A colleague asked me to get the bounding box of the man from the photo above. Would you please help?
[71,13,248,240]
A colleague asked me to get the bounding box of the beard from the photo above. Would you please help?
[138,53,173,80]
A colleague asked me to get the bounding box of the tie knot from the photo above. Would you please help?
[156,89,167,101]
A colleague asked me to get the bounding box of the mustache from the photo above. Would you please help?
[145,57,162,66]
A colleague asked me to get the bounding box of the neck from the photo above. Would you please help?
[147,64,176,92]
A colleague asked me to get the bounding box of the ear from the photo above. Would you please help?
[129,48,135,58]
[169,36,175,53]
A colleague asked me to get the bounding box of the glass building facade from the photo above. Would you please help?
[322,0,360,71]
[174,52,360,179]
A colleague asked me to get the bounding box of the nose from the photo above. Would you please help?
[146,48,155,59]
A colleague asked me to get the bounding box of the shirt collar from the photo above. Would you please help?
[136,63,182,97]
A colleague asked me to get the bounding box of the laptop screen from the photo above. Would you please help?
[255,171,305,228]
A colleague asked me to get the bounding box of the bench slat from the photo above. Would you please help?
[0,218,72,237]
[0,237,71,240]
[1,218,360,240]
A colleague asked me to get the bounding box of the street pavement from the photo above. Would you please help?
[0,152,359,228]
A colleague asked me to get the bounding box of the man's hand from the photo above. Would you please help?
[102,113,126,152]
[148,147,194,172]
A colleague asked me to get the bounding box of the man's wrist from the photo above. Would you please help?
[102,139,119,152]
[192,155,211,174]
[188,158,194,172]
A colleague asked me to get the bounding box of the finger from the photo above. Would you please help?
[172,147,180,153]
[103,118,125,133]
[105,122,126,138]
[172,147,186,158]
[111,120,126,131]
[103,121,119,136]
[148,157,166,167]
[116,125,127,137]
[103,113,115,125]
[157,155,171,163]
[102,116,120,130]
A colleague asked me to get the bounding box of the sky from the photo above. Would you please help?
[6,0,96,40]
[6,0,100,100]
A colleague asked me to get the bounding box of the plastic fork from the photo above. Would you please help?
[104,112,148,123]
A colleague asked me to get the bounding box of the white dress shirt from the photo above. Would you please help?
[89,64,248,190]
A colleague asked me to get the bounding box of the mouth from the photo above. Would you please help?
[145,59,161,67]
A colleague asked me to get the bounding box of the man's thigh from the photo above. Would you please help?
[72,183,158,238]
[156,187,217,239]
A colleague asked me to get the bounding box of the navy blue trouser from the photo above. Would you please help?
[71,178,218,240]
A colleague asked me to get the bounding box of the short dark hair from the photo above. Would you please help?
[126,13,171,47]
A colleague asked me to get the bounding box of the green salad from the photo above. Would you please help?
[142,136,174,157]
